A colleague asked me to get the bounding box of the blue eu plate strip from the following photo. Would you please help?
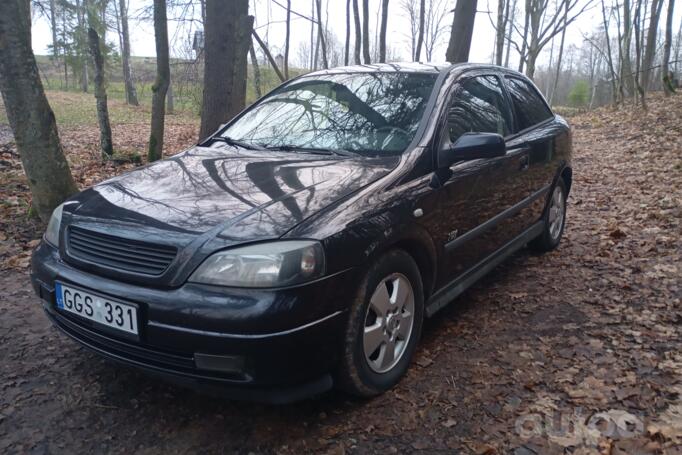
[55,282,64,308]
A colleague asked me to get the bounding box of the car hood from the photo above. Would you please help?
[67,143,398,246]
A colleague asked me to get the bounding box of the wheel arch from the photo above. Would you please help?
[374,229,438,303]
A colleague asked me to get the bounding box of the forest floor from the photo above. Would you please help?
[0,92,681,454]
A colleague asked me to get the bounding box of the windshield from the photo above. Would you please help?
[221,72,438,155]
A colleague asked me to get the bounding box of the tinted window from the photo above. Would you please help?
[504,76,553,130]
[447,75,513,143]
[223,72,437,155]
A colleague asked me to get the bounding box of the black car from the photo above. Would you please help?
[31,63,571,403]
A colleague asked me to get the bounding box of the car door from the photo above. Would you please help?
[503,75,560,223]
[431,73,532,288]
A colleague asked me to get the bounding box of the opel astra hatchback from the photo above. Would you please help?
[31,63,572,403]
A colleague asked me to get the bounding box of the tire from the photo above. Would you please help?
[336,249,424,397]
[529,178,567,252]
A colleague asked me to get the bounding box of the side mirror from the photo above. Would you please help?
[438,132,506,168]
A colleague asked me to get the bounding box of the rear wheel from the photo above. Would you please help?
[529,178,567,252]
[337,249,424,397]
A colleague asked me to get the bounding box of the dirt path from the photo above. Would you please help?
[1,97,680,454]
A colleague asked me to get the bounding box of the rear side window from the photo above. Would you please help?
[447,75,513,143]
[504,76,553,131]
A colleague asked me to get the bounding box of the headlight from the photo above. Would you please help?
[44,203,64,247]
[189,241,325,288]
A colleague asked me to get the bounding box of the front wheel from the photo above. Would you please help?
[336,249,424,397]
[529,178,567,252]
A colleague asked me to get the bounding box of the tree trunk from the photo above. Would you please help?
[344,0,351,65]
[548,2,568,105]
[166,74,174,114]
[316,0,329,68]
[621,0,635,96]
[284,0,291,79]
[641,0,664,90]
[446,0,478,63]
[49,0,59,57]
[0,0,78,221]
[118,0,138,106]
[361,0,371,63]
[249,43,262,99]
[379,0,389,62]
[495,0,506,66]
[61,5,69,89]
[601,0,619,105]
[633,0,647,109]
[229,15,254,114]
[504,0,516,67]
[352,0,362,64]
[662,0,676,95]
[77,0,89,92]
[148,0,169,162]
[199,0,252,139]
[252,30,284,81]
[518,0,530,72]
[87,27,113,158]
[415,0,426,60]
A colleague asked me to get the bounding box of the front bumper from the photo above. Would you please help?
[31,242,361,403]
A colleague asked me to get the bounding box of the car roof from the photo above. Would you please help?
[303,62,527,78]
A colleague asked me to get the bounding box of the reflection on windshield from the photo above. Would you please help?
[222,72,437,155]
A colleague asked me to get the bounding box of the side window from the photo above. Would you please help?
[447,75,513,143]
[504,76,553,131]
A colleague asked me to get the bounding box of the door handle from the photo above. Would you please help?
[519,155,529,171]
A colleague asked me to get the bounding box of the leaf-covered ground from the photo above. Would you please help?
[0,93,680,454]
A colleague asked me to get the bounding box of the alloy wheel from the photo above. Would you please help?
[363,273,415,374]
[548,185,565,241]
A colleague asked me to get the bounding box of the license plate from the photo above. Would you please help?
[55,282,139,335]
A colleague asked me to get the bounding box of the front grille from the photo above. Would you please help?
[67,226,177,275]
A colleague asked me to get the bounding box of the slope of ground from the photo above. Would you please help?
[0,93,680,454]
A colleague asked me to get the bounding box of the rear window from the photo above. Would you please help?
[504,76,553,131]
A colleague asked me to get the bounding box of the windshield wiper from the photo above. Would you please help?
[265,144,358,158]
[209,136,265,150]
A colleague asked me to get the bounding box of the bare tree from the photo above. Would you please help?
[519,0,594,79]
[148,0,170,161]
[401,0,419,59]
[118,0,138,105]
[49,0,59,57]
[88,27,113,157]
[0,0,78,221]
[284,0,291,79]
[633,0,647,108]
[641,0,664,90]
[494,0,509,65]
[549,0,568,105]
[423,0,451,60]
[599,0,619,105]
[316,0,329,68]
[352,0,362,63]
[619,0,635,95]
[415,0,426,60]
[662,0,676,95]
[504,0,517,66]
[345,0,351,65]
[252,30,285,81]
[379,0,390,62]
[362,0,371,63]
[446,0,478,63]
